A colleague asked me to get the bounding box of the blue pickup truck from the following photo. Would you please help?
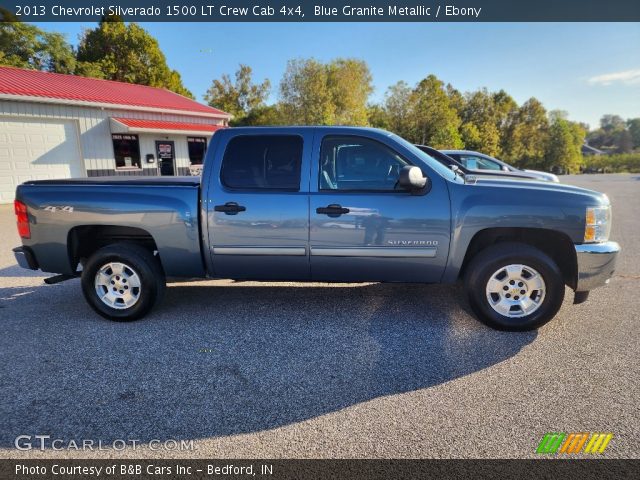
[13,127,619,330]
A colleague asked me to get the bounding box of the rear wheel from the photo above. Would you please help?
[81,243,165,321]
[464,242,564,331]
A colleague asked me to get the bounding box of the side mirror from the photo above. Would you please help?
[502,165,510,172]
[399,166,428,193]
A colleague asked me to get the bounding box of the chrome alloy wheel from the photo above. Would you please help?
[94,262,141,310]
[485,264,546,318]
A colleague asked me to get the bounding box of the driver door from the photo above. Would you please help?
[309,133,451,283]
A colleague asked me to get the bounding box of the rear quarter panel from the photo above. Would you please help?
[16,184,203,277]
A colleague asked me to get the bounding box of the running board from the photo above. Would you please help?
[44,274,79,285]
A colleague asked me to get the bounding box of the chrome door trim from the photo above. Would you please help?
[310,247,437,258]
[212,246,307,256]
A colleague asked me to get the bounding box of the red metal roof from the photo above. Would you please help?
[112,117,224,133]
[0,66,228,117]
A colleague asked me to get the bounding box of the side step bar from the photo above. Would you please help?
[44,274,79,285]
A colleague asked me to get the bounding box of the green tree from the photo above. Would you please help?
[616,129,633,154]
[234,105,284,126]
[367,103,390,130]
[545,115,585,173]
[326,58,373,125]
[459,88,508,156]
[409,74,463,148]
[627,118,640,149]
[381,81,413,138]
[0,15,76,73]
[77,16,192,98]
[278,57,373,125]
[587,114,631,152]
[600,114,626,132]
[446,84,465,115]
[204,64,271,123]
[279,58,334,125]
[502,98,549,168]
[460,122,482,151]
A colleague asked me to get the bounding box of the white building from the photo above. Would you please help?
[0,66,230,203]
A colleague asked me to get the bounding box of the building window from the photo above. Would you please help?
[188,137,207,165]
[112,134,141,169]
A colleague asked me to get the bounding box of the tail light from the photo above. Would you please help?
[14,200,31,239]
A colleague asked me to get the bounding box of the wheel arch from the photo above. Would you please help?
[67,225,162,273]
[459,227,578,290]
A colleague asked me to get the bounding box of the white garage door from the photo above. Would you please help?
[0,117,83,203]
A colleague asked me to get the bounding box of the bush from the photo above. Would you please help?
[582,153,640,173]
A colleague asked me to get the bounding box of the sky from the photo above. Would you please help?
[35,22,640,129]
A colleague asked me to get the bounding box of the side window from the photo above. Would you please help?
[221,135,303,190]
[460,155,501,171]
[320,136,409,191]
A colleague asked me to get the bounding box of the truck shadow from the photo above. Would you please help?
[0,281,536,448]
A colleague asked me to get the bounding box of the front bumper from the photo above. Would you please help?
[13,246,39,270]
[575,241,620,291]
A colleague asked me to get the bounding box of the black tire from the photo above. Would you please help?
[81,243,165,321]
[464,242,565,331]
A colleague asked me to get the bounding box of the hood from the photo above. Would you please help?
[523,169,559,182]
[468,175,609,204]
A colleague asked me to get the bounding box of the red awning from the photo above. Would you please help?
[111,117,225,135]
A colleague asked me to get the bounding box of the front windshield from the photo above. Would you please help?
[390,134,457,181]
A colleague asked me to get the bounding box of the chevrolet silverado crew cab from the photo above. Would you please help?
[13,127,619,331]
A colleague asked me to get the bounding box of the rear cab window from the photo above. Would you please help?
[221,135,303,190]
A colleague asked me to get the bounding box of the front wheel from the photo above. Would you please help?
[464,242,565,331]
[81,243,165,321]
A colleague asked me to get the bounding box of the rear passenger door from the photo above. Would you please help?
[206,131,311,280]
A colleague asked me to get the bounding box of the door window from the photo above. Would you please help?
[320,136,410,191]
[221,135,303,190]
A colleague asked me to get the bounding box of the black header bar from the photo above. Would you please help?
[1,0,640,22]
[2,459,640,480]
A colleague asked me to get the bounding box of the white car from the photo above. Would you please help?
[442,150,560,182]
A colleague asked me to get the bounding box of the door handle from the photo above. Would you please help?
[316,204,350,217]
[214,202,246,215]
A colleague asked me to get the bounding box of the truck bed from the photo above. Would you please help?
[16,178,204,277]
[22,176,201,187]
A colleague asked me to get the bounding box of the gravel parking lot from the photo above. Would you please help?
[0,174,638,459]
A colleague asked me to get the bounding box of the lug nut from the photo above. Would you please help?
[520,289,525,294]
[514,295,520,300]
[503,286,509,291]
[506,294,511,298]
[518,282,523,287]
[509,280,515,285]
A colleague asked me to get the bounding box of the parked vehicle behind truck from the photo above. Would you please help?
[13,127,619,330]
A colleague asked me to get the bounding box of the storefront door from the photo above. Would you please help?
[156,140,175,176]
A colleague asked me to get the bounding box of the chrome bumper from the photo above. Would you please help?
[575,241,620,291]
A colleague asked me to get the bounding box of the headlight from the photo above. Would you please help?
[584,206,611,243]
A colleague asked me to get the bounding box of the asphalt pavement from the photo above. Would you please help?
[0,174,638,459]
